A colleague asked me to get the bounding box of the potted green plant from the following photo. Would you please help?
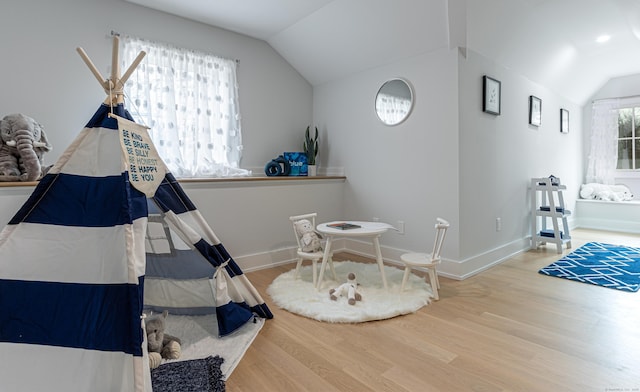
[303,125,319,176]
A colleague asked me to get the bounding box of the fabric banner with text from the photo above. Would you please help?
[113,114,166,197]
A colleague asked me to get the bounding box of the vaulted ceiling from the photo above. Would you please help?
[125,0,640,104]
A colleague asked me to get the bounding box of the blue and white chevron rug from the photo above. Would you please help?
[539,242,640,292]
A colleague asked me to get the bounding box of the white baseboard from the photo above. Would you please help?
[236,237,530,281]
[438,238,530,280]
[235,238,349,273]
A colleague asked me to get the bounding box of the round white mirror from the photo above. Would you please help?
[375,78,414,126]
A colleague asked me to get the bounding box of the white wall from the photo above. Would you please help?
[458,49,583,272]
[313,48,461,260]
[313,47,585,278]
[173,179,346,270]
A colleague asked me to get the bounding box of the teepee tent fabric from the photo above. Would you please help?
[145,173,273,334]
[0,103,272,391]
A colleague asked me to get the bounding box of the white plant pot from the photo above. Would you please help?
[308,165,317,176]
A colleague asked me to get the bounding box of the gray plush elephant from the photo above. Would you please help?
[0,113,52,181]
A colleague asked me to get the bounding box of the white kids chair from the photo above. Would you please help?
[289,213,336,286]
[399,217,450,300]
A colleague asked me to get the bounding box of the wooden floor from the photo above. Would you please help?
[227,229,640,391]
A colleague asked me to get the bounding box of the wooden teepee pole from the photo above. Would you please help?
[119,51,146,87]
[111,36,119,91]
[76,47,109,90]
[77,35,146,106]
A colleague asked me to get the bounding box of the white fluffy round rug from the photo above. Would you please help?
[267,261,433,323]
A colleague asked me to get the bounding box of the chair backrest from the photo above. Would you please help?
[430,217,450,263]
[289,212,317,252]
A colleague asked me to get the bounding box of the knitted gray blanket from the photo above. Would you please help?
[151,355,225,392]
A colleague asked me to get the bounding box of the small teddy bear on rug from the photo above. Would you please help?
[329,272,362,305]
[146,310,182,369]
[294,218,323,253]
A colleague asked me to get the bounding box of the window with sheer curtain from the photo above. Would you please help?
[587,97,640,184]
[121,36,250,178]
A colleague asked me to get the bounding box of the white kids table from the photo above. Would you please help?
[316,221,395,290]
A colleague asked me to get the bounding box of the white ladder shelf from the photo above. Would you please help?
[531,177,572,253]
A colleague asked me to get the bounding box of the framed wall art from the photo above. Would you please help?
[560,108,569,133]
[483,75,501,115]
[529,95,541,126]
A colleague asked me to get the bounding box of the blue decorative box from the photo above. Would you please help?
[284,152,308,176]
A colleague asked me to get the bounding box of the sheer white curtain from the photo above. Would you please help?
[586,99,620,184]
[121,36,250,178]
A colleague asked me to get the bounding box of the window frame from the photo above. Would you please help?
[616,105,640,171]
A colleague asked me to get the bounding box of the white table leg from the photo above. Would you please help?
[316,236,333,290]
[372,236,388,290]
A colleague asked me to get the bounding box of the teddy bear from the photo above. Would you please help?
[329,272,362,305]
[609,184,634,201]
[145,310,182,369]
[580,183,634,202]
[0,113,52,181]
[579,183,606,199]
[294,218,323,252]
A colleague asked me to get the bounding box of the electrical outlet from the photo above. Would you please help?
[496,217,502,232]
[397,220,405,234]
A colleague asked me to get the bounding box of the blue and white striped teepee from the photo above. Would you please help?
[0,38,271,392]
